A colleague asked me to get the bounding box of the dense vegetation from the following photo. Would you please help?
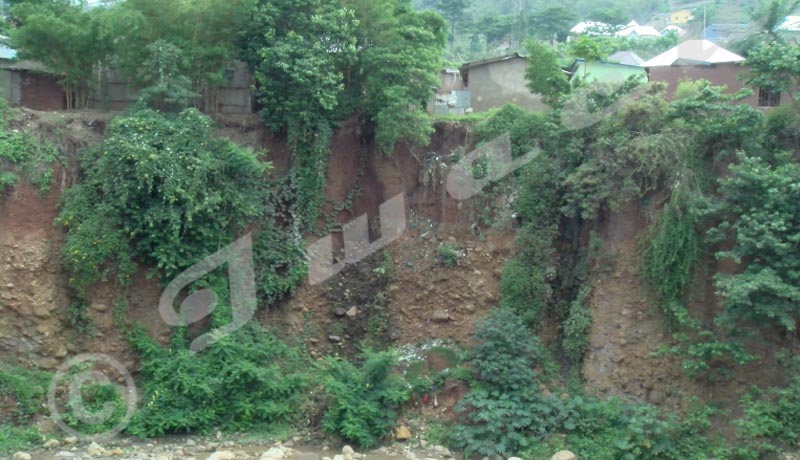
[0,91,59,194]
[3,0,800,458]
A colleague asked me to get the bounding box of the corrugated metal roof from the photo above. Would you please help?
[616,21,662,38]
[643,40,745,67]
[460,53,526,71]
[608,51,645,66]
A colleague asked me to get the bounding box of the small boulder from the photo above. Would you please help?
[64,437,79,445]
[508,457,524,460]
[261,447,286,460]
[43,439,60,449]
[88,442,105,457]
[395,425,412,441]
[431,310,450,323]
[551,451,576,460]
[54,452,76,460]
[209,452,236,460]
[341,446,355,456]
[12,453,32,460]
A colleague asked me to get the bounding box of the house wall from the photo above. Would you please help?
[18,71,64,111]
[647,63,794,109]
[0,69,21,105]
[438,70,463,93]
[669,10,693,25]
[466,57,546,112]
[218,60,253,114]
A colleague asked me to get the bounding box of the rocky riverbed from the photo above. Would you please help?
[9,435,459,460]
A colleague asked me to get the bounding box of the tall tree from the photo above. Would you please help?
[529,5,577,45]
[343,0,446,152]
[524,39,570,106]
[745,40,800,95]
[10,0,110,109]
[433,0,469,51]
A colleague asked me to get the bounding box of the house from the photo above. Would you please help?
[702,24,752,44]
[430,68,470,115]
[669,10,694,25]
[608,51,645,66]
[569,21,615,37]
[644,40,789,109]
[1,42,66,111]
[459,53,545,112]
[616,21,662,39]
[567,59,647,84]
[661,24,688,38]
[2,39,254,113]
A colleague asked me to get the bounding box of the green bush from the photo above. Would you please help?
[0,425,40,456]
[438,243,463,268]
[451,308,561,457]
[733,367,800,459]
[55,380,128,436]
[0,108,59,194]
[57,108,270,291]
[0,363,51,425]
[127,323,309,437]
[322,348,410,448]
[561,286,592,364]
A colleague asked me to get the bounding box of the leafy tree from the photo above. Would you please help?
[745,40,800,96]
[590,7,627,25]
[568,35,607,61]
[242,0,444,224]
[432,0,469,51]
[523,39,570,106]
[344,0,447,153]
[240,0,356,226]
[135,40,199,112]
[10,0,110,108]
[103,0,251,110]
[529,5,577,45]
[709,151,800,332]
[467,14,513,48]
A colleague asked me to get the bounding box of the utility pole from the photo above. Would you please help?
[703,5,707,40]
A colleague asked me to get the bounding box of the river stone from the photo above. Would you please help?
[551,451,576,460]
[395,425,412,441]
[261,447,285,460]
[43,439,60,449]
[209,452,236,460]
[12,453,32,460]
[88,442,105,457]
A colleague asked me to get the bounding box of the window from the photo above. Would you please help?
[758,87,781,107]
[224,68,236,86]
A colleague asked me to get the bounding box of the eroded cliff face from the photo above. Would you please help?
[0,111,517,374]
[1,109,779,411]
[582,197,787,411]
